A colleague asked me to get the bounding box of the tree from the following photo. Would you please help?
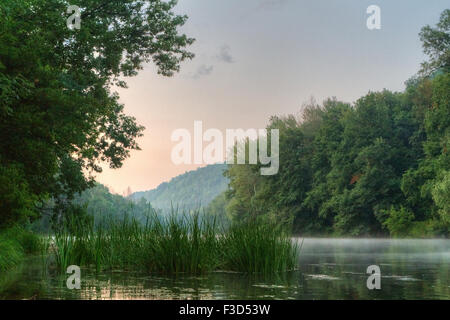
[0,0,194,227]
[221,10,450,237]
[432,170,450,225]
[419,9,450,75]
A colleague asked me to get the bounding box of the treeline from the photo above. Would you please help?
[217,10,450,237]
[130,164,228,213]
[32,184,154,233]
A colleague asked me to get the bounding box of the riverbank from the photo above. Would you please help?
[0,226,44,272]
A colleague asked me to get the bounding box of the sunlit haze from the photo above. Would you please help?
[96,0,449,194]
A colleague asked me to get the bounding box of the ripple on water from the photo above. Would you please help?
[305,274,340,280]
[252,284,288,289]
[382,275,421,281]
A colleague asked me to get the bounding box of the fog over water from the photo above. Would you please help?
[1,238,448,300]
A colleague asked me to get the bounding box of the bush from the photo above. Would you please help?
[0,226,44,272]
[1,226,43,254]
[0,239,24,272]
[432,170,450,226]
[383,206,415,237]
[0,164,37,229]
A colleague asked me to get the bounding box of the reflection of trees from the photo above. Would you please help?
[1,240,448,299]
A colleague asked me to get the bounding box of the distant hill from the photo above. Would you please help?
[31,183,154,232]
[75,184,153,220]
[130,164,228,213]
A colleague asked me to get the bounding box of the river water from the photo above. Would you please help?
[1,238,449,300]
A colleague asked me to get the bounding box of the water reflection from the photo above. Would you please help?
[1,239,449,300]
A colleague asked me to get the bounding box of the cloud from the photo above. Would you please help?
[216,45,234,63]
[190,64,214,79]
[189,46,234,79]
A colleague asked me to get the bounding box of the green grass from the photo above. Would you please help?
[142,213,221,274]
[221,220,299,275]
[0,226,44,272]
[0,239,24,272]
[53,212,222,274]
[52,211,299,275]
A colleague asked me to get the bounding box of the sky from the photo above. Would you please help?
[96,0,450,195]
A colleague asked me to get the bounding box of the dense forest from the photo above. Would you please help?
[1,1,448,303]
[130,164,228,213]
[34,163,228,232]
[31,184,155,232]
[0,0,448,239]
[215,10,450,237]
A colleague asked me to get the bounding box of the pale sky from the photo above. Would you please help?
[96,0,450,195]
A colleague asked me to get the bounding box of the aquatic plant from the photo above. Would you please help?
[51,210,299,275]
[221,219,299,275]
[142,212,221,274]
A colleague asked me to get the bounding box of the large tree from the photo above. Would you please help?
[419,9,450,75]
[0,0,194,227]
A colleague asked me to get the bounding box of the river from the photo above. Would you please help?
[1,238,449,299]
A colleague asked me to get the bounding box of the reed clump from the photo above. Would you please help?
[52,211,299,275]
[221,219,299,274]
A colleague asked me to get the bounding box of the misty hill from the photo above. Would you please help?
[32,183,154,232]
[75,184,153,220]
[130,164,228,213]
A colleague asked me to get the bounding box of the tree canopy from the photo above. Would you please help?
[220,10,450,237]
[0,0,194,227]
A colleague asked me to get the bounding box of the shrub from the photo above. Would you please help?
[383,206,415,237]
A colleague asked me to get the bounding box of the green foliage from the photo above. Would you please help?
[52,202,93,234]
[142,213,221,274]
[408,219,446,238]
[0,163,37,228]
[131,164,228,213]
[221,219,299,275]
[52,210,299,275]
[225,92,422,236]
[0,226,44,255]
[222,10,450,237]
[74,183,154,224]
[206,192,230,224]
[0,226,44,271]
[0,0,194,227]
[419,9,450,75]
[225,113,316,229]
[400,73,450,236]
[432,170,450,225]
[1,3,448,240]
[0,239,24,273]
[52,210,221,273]
[383,206,415,238]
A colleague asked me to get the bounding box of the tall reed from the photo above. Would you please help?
[52,210,299,275]
[142,212,221,274]
[221,219,299,275]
